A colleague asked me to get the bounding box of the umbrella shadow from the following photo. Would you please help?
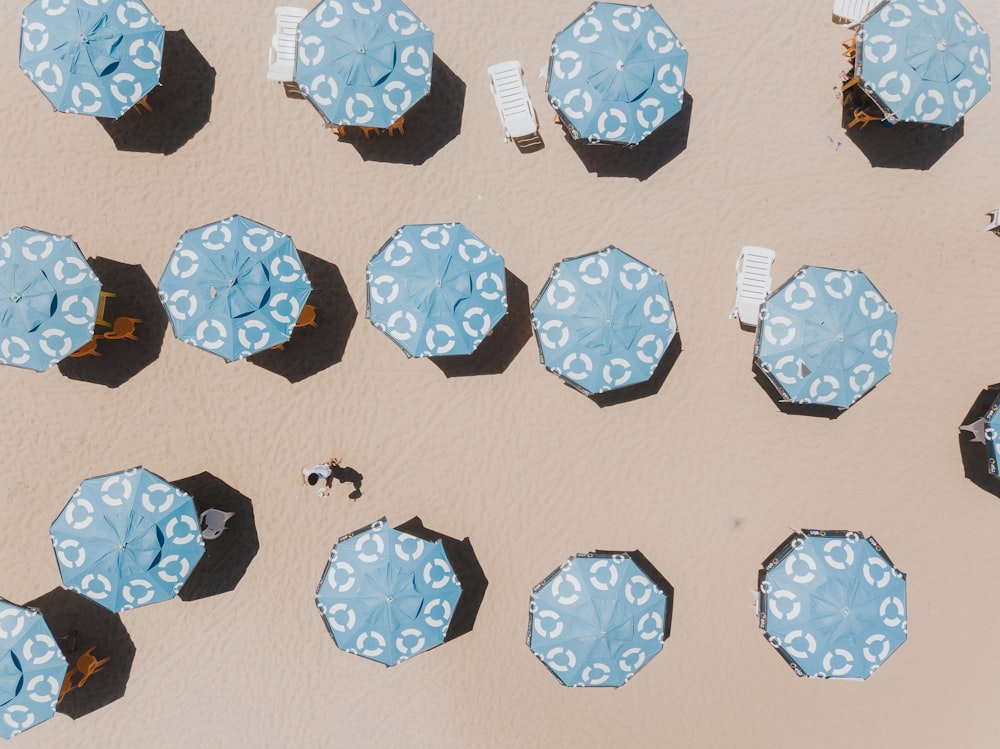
[751,361,845,419]
[430,270,532,377]
[340,55,465,165]
[98,30,215,155]
[595,549,674,640]
[172,472,260,601]
[57,257,167,388]
[589,333,682,407]
[840,93,964,170]
[393,516,488,643]
[958,384,1000,498]
[248,252,358,383]
[25,588,136,720]
[562,92,692,180]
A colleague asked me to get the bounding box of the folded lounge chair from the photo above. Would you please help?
[487,60,538,142]
[267,6,308,82]
[730,246,776,328]
[832,0,881,27]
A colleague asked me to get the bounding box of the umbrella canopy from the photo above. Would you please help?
[157,215,312,362]
[527,551,669,687]
[531,246,676,395]
[50,467,205,613]
[295,0,434,129]
[757,530,907,679]
[316,518,462,667]
[0,597,68,739]
[754,266,896,410]
[547,2,687,145]
[856,0,990,126]
[0,227,101,372]
[981,392,1000,475]
[366,223,507,357]
[19,0,164,119]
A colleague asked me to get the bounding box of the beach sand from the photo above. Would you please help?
[2,0,1000,746]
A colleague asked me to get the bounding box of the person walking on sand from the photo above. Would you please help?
[301,457,340,497]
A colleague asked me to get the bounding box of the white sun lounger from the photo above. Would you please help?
[487,60,538,142]
[832,0,881,26]
[267,6,308,82]
[985,209,1000,234]
[730,246,776,328]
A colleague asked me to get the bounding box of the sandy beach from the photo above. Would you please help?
[3,0,1000,746]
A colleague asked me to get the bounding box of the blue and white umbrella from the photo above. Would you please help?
[157,215,312,362]
[19,0,164,119]
[50,467,205,613]
[0,227,101,372]
[295,0,434,129]
[754,266,897,410]
[527,551,669,687]
[857,0,990,126]
[367,223,507,357]
[547,2,687,145]
[531,246,676,396]
[0,597,67,739]
[757,530,907,679]
[316,518,462,667]
[981,392,1000,475]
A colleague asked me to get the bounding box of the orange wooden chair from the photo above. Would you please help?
[330,125,347,137]
[848,108,883,129]
[388,117,405,137]
[135,96,153,114]
[295,303,317,328]
[95,291,116,327]
[840,76,861,92]
[361,126,381,139]
[69,336,100,358]
[102,317,141,341]
[75,647,110,688]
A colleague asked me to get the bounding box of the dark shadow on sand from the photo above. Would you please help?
[173,472,260,601]
[589,333,682,408]
[431,270,531,377]
[958,384,1000,498]
[562,92,692,180]
[98,30,215,155]
[752,361,844,420]
[338,55,465,165]
[394,516,488,643]
[248,252,357,383]
[57,257,166,388]
[595,549,674,640]
[25,588,136,720]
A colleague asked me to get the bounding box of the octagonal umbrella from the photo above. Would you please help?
[547,2,687,145]
[856,0,990,126]
[754,266,896,410]
[531,246,676,395]
[757,530,907,679]
[19,0,164,119]
[0,226,101,372]
[0,597,68,739]
[295,0,434,129]
[527,551,670,687]
[367,223,507,357]
[50,467,205,613]
[157,215,312,361]
[316,518,462,667]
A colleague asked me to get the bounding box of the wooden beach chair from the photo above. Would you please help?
[848,108,883,129]
[487,60,538,142]
[102,317,141,341]
[267,6,308,82]
[729,246,776,328]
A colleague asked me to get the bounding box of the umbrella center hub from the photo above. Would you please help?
[605,318,612,327]
[386,595,394,603]
[615,60,625,72]
[835,332,844,343]
[841,605,851,618]
[435,279,442,288]
[227,277,237,287]
[357,46,365,54]
[936,38,947,52]
[8,291,21,304]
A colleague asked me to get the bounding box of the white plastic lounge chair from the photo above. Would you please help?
[487,60,538,142]
[984,209,1000,234]
[729,246,776,328]
[832,0,881,27]
[960,417,988,444]
[267,6,308,82]
[200,509,235,540]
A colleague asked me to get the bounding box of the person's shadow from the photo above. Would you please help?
[958,384,1000,498]
[328,462,364,501]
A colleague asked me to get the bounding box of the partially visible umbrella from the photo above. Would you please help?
[754,265,897,409]
[157,215,312,361]
[856,0,990,126]
[527,551,670,687]
[757,530,907,679]
[50,466,205,613]
[0,596,68,738]
[316,517,462,666]
[0,227,101,372]
[19,0,165,119]
[547,2,688,145]
[531,245,676,395]
[367,223,507,357]
[295,0,434,129]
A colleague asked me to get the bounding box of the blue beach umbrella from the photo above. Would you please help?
[856,0,990,126]
[366,223,508,357]
[295,0,434,129]
[0,227,101,372]
[316,518,463,667]
[980,392,1000,476]
[19,0,164,119]
[757,530,907,679]
[547,2,687,146]
[754,266,897,410]
[157,215,312,362]
[531,246,676,396]
[49,467,205,613]
[0,597,68,739]
[527,551,670,687]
